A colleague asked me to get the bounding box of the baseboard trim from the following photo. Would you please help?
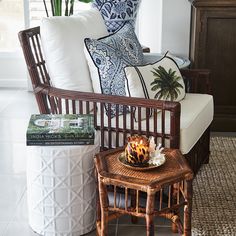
[212,116,236,132]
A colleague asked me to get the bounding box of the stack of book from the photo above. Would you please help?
[26,114,95,146]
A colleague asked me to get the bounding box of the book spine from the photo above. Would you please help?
[27,132,95,141]
[27,139,94,146]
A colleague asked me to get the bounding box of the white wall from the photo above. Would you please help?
[161,0,191,57]
[138,0,162,53]
[0,1,191,88]
[0,53,27,88]
[138,0,191,57]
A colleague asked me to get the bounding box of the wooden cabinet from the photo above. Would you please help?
[190,0,236,131]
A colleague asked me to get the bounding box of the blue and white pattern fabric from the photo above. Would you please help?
[92,0,141,34]
[84,23,144,116]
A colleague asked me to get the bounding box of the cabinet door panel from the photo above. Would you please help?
[191,7,236,131]
[206,18,236,107]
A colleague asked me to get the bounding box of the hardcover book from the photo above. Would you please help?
[26,114,95,146]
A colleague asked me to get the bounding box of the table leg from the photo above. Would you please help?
[146,192,155,236]
[99,179,109,236]
[184,180,193,236]
[95,168,101,236]
[101,210,108,236]
[171,183,179,233]
[131,189,138,224]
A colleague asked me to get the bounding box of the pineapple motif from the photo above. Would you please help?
[150,66,183,101]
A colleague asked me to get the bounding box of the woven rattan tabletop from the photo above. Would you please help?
[95,147,193,189]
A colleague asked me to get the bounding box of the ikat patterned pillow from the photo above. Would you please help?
[84,23,144,116]
[92,0,141,33]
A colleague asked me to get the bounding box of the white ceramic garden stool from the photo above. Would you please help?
[27,133,100,236]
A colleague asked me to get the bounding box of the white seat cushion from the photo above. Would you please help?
[179,93,213,153]
[41,8,108,92]
[96,93,213,154]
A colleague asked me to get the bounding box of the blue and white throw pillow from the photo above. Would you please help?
[84,23,144,116]
[92,0,141,34]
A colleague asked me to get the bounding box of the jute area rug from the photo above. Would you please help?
[192,136,236,236]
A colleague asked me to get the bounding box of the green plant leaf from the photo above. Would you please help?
[79,0,93,3]
[69,0,75,15]
[54,0,62,16]
[151,85,159,91]
[45,0,92,16]
[150,65,183,101]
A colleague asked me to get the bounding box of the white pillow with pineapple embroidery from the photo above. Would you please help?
[125,56,185,101]
[124,56,186,120]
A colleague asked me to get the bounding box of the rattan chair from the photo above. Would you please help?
[18,26,212,174]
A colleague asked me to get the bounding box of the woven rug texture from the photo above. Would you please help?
[192,136,236,236]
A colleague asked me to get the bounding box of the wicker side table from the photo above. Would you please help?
[94,147,194,236]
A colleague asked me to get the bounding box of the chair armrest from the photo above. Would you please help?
[35,84,179,112]
[37,84,180,116]
[142,45,150,53]
[180,69,212,94]
[34,84,181,150]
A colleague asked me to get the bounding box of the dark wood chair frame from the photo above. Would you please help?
[18,26,212,174]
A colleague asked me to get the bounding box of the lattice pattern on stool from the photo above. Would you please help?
[27,141,100,236]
